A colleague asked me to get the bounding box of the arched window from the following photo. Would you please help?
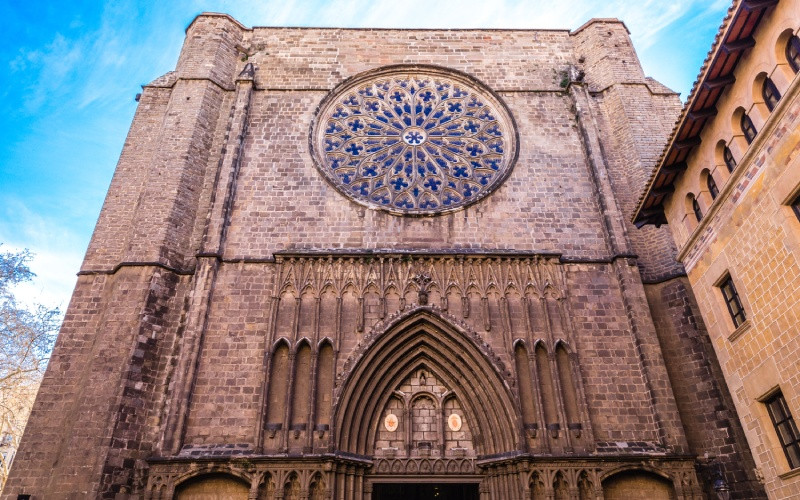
[515,343,537,428]
[707,174,719,200]
[691,195,703,223]
[535,344,558,429]
[741,113,757,144]
[787,34,800,73]
[723,145,737,173]
[762,77,781,112]
[555,344,580,427]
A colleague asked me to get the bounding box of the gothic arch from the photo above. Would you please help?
[409,389,440,408]
[172,467,252,490]
[172,468,254,500]
[601,467,677,500]
[295,337,314,353]
[599,464,674,483]
[333,307,519,456]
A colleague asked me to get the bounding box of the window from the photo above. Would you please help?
[707,174,719,200]
[765,391,800,469]
[691,195,703,222]
[762,77,781,112]
[741,113,758,144]
[787,34,800,73]
[719,275,746,328]
[792,192,800,222]
[723,145,737,173]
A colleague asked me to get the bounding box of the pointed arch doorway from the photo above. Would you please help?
[372,482,479,500]
[333,308,520,492]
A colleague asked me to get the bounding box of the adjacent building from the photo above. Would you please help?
[635,0,800,497]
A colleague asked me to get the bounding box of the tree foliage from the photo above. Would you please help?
[0,246,60,492]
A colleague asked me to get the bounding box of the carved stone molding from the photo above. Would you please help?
[373,457,476,475]
[273,253,564,302]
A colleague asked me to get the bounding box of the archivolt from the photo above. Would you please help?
[333,307,520,456]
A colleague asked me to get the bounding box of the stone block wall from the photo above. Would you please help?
[2,13,765,499]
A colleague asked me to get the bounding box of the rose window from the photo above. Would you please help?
[311,67,517,214]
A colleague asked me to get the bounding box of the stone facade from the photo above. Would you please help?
[4,11,766,500]
[635,1,800,498]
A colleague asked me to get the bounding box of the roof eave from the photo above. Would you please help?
[632,0,778,226]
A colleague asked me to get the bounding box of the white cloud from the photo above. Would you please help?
[0,201,84,311]
[211,0,710,34]
[13,32,87,114]
[1,0,729,315]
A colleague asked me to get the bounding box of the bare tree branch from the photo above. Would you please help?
[0,245,60,493]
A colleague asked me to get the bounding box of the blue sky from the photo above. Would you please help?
[0,0,730,310]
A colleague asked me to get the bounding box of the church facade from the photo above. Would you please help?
[3,9,772,500]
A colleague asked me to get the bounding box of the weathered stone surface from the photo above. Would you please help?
[3,12,765,500]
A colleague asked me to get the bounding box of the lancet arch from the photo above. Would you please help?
[333,307,519,456]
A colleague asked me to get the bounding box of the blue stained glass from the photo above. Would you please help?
[345,143,363,155]
[324,139,339,152]
[315,70,514,213]
[466,144,483,156]
[349,119,364,132]
[420,199,437,209]
[355,182,370,195]
[396,197,414,209]
[486,124,501,136]
[464,121,480,133]
[404,131,424,145]
[424,178,442,191]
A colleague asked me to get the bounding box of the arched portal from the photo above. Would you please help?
[174,473,250,500]
[602,469,676,500]
[333,308,519,457]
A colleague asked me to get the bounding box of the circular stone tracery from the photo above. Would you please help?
[311,67,518,215]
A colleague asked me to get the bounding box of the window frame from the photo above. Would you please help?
[723,145,737,173]
[787,34,800,74]
[707,174,719,200]
[764,390,800,470]
[741,113,758,144]
[718,274,746,328]
[691,194,703,223]
[762,77,781,112]
[791,191,800,222]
